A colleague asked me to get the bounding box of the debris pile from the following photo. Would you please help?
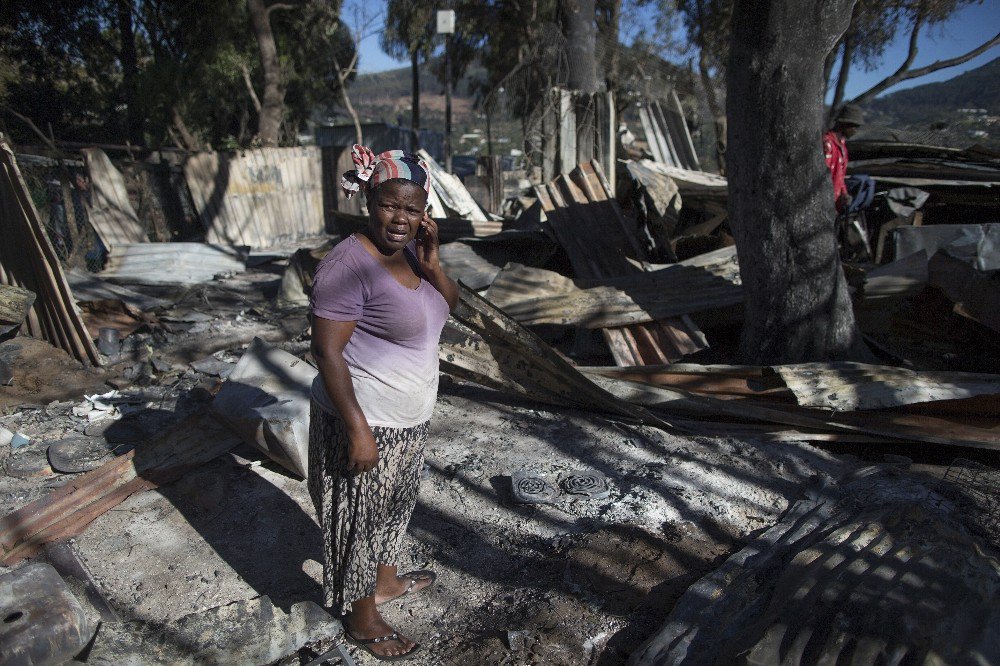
[1,137,998,664]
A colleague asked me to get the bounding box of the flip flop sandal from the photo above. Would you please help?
[345,629,421,662]
[396,570,437,602]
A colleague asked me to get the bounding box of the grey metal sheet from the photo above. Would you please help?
[893,223,1000,271]
[100,243,249,285]
[66,269,171,311]
[774,362,1000,411]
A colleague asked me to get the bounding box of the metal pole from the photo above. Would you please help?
[445,33,452,173]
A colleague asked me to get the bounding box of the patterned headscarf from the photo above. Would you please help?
[340,144,431,200]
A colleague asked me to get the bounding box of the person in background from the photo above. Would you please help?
[308,145,458,661]
[823,104,867,214]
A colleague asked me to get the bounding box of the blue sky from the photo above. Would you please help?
[353,0,1000,99]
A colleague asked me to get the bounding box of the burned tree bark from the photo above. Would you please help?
[727,0,869,364]
[248,0,291,147]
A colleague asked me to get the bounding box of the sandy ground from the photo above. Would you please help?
[3,368,851,665]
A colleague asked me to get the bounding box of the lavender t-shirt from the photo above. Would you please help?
[310,235,450,427]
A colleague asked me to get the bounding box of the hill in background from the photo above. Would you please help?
[861,57,1000,149]
[338,60,482,132]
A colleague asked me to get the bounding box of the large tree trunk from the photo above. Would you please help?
[562,0,600,93]
[727,0,869,365]
[116,0,142,145]
[248,0,287,146]
[411,50,421,150]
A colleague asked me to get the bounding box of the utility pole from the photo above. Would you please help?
[437,8,455,173]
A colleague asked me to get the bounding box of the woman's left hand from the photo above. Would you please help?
[415,213,441,273]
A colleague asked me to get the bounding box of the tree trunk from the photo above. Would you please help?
[171,106,202,151]
[597,0,622,92]
[727,0,869,365]
[248,0,286,147]
[116,0,142,145]
[411,50,421,150]
[562,0,600,93]
[341,81,363,146]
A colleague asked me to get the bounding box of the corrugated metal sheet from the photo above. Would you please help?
[534,161,709,365]
[417,150,493,224]
[0,141,100,365]
[629,159,728,191]
[439,230,557,291]
[66,269,171,311]
[438,242,506,291]
[892,223,1000,271]
[773,362,1000,411]
[184,147,325,250]
[100,243,248,286]
[635,94,700,171]
[82,148,146,250]
[484,260,742,327]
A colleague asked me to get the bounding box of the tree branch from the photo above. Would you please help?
[848,23,1000,107]
[1,106,60,153]
[240,62,263,113]
[830,28,854,120]
[264,2,295,18]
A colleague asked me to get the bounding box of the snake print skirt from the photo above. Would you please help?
[307,400,429,615]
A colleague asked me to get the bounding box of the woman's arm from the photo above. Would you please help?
[311,316,379,473]
[416,214,459,312]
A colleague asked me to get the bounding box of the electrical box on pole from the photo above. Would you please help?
[436,10,455,34]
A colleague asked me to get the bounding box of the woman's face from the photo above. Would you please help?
[366,179,428,255]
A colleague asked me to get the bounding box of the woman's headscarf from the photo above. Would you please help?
[340,144,431,200]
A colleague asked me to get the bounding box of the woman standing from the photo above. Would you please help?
[308,146,458,661]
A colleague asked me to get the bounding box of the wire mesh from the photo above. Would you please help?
[13,156,103,272]
[936,458,1000,539]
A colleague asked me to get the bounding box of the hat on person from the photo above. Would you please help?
[835,104,865,127]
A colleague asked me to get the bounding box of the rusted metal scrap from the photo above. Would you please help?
[536,160,708,365]
[0,410,239,565]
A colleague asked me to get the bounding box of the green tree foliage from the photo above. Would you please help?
[0,0,354,148]
[380,0,437,64]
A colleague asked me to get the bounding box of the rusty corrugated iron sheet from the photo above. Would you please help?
[533,161,711,364]
[0,411,239,565]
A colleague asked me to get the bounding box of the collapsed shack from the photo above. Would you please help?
[1,139,999,665]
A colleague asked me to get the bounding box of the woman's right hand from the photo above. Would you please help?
[347,430,379,474]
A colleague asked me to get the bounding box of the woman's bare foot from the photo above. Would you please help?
[344,597,418,659]
[374,564,436,604]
